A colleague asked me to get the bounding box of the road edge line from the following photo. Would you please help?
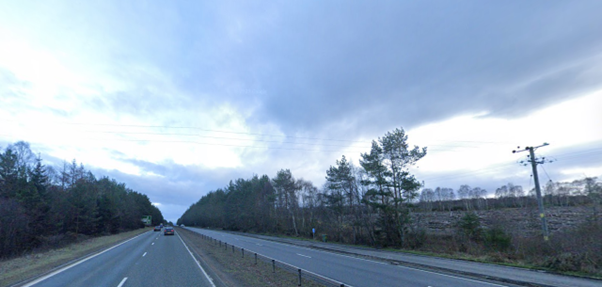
[21,231,150,287]
[208,228,565,287]
[176,232,216,287]
[186,228,352,287]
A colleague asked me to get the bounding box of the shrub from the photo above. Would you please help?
[483,227,512,252]
[546,252,584,272]
[457,212,482,241]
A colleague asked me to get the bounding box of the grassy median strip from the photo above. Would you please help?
[0,228,150,287]
[176,228,327,287]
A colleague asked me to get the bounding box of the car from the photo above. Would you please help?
[153,226,161,231]
[164,227,174,236]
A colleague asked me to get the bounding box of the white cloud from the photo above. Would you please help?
[408,90,602,176]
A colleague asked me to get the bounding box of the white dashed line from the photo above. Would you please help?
[297,253,311,258]
[21,231,149,287]
[142,252,147,257]
[152,242,154,245]
[117,277,128,287]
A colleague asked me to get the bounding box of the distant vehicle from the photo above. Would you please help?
[154,226,161,231]
[180,224,185,227]
[164,227,174,236]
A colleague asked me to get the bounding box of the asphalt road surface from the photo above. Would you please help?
[232,231,602,287]
[22,230,215,287]
[185,227,515,287]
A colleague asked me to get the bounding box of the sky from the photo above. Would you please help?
[1,1,601,223]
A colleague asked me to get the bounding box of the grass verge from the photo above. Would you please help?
[0,228,150,287]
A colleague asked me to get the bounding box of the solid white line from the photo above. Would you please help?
[142,252,147,257]
[22,231,150,287]
[222,231,504,287]
[176,233,216,287]
[117,277,128,287]
[187,228,352,287]
[397,265,508,287]
[296,253,311,258]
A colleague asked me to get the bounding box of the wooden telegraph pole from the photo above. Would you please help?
[513,143,550,241]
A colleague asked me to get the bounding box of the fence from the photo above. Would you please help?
[196,233,349,287]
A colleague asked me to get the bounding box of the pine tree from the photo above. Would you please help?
[360,128,426,247]
[0,148,19,198]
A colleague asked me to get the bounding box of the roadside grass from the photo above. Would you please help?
[0,228,150,287]
[177,228,326,287]
[382,248,602,279]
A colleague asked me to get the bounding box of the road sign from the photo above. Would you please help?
[141,215,152,226]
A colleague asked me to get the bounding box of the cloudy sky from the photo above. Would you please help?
[1,1,601,222]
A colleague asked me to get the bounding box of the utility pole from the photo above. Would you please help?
[513,143,550,241]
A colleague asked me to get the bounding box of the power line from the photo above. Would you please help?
[419,162,518,182]
[551,148,602,159]
[0,136,370,153]
[3,118,527,147]
[42,130,373,150]
[3,119,371,144]
[540,164,554,183]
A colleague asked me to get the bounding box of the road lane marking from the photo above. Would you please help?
[297,253,311,258]
[117,277,128,287]
[227,233,504,287]
[152,242,154,245]
[22,231,151,287]
[256,243,263,246]
[397,265,508,287]
[185,229,352,287]
[143,252,147,257]
[176,233,216,287]
[232,231,504,287]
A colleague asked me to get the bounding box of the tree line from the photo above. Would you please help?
[0,141,164,259]
[179,127,602,249]
[418,178,601,212]
[179,128,428,247]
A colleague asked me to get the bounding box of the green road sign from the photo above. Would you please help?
[141,215,152,226]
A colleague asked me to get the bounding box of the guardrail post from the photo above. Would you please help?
[298,269,302,286]
[232,245,234,253]
[254,253,257,265]
[225,242,227,250]
[242,248,244,258]
[272,260,275,273]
